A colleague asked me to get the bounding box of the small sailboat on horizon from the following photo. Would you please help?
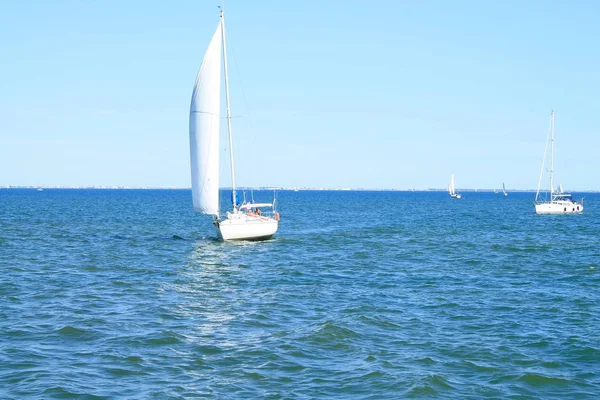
[534,110,583,214]
[448,174,461,199]
[502,182,508,197]
[189,9,280,240]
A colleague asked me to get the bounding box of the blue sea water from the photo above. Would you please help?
[1,188,599,399]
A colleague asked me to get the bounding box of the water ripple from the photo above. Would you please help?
[1,190,599,398]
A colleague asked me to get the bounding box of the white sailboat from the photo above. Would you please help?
[534,110,583,214]
[448,174,461,199]
[189,9,279,240]
[502,182,508,197]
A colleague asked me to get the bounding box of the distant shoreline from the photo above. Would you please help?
[2,186,598,193]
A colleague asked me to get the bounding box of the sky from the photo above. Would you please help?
[1,0,599,190]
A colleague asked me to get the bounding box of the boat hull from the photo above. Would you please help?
[535,200,583,214]
[217,214,278,241]
[450,193,462,199]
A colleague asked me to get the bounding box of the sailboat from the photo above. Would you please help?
[448,174,461,199]
[189,9,279,240]
[502,182,508,197]
[534,110,583,214]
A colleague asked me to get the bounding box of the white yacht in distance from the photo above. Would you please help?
[448,174,461,199]
[189,9,280,240]
[502,182,508,197]
[534,110,583,214]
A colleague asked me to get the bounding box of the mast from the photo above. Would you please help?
[535,111,552,203]
[220,9,237,210]
[550,110,555,198]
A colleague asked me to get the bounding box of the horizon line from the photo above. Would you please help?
[2,185,599,193]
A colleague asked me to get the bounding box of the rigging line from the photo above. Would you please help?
[224,20,256,136]
[535,112,553,202]
[223,21,263,186]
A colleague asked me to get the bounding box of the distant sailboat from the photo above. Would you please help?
[502,182,508,197]
[189,9,280,240]
[534,110,583,214]
[448,174,461,199]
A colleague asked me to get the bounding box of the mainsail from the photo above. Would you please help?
[189,24,222,215]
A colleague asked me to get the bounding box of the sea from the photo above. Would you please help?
[1,188,599,399]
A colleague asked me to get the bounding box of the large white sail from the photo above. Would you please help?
[189,24,222,215]
[449,174,455,195]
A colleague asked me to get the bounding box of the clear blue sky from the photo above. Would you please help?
[1,0,598,190]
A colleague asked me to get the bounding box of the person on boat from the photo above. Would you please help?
[255,208,261,216]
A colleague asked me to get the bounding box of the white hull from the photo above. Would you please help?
[217,213,278,241]
[535,200,583,214]
[450,193,461,199]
